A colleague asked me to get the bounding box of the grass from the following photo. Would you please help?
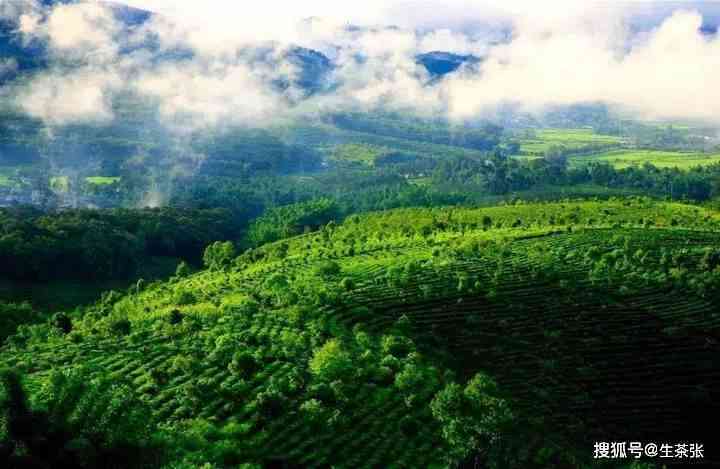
[85,176,121,186]
[325,143,388,166]
[516,128,624,155]
[571,149,720,169]
[273,122,490,162]
[535,128,622,143]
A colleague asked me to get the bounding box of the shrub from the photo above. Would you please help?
[110,318,131,336]
[51,312,72,334]
[256,389,286,419]
[314,260,341,278]
[309,339,352,382]
[431,373,514,463]
[228,351,258,377]
[169,309,184,325]
[381,335,414,358]
[299,398,327,426]
[203,241,236,270]
[340,277,355,291]
[174,290,196,306]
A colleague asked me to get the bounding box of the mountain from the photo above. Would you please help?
[0,1,152,81]
[284,46,333,93]
[3,200,719,466]
[0,2,481,93]
[0,20,46,76]
[416,51,482,77]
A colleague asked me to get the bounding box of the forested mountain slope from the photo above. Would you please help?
[2,198,719,467]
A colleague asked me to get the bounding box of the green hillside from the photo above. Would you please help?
[2,198,719,467]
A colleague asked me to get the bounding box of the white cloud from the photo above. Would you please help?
[441,10,720,121]
[5,0,720,129]
[16,68,121,124]
[132,59,289,128]
[45,3,119,52]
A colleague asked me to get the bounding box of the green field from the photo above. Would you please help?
[324,143,389,166]
[571,149,720,169]
[517,128,624,155]
[275,122,490,162]
[3,199,719,467]
[85,176,121,186]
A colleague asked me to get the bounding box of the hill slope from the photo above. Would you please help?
[2,198,720,467]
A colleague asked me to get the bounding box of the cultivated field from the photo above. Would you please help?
[3,199,719,466]
[571,149,720,169]
[517,128,624,155]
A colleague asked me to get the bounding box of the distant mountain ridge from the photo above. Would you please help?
[416,51,482,77]
[0,1,480,92]
[4,1,716,103]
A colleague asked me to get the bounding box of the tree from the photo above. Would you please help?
[256,389,286,419]
[203,241,236,270]
[340,277,355,291]
[228,351,258,377]
[110,318,131,336]
[430,373,513,466]
[51,312,72,334]
[169,309,183,325]
[263,273,289,304]
[0,369,164,467]
[309,339,352,382]
[300,398,327,426]
[313,260,341,278]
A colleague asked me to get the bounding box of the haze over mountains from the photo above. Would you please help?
[1,0,719,131]
[0,0,719,211]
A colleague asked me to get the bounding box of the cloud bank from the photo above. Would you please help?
[1,0,719,129]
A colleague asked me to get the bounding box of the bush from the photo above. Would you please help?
[399,415,420,436]
[381,335,414,358]
[203,241,237,270]
[256,389,286,419]
[174,290,196,306]
[314,261,341,278]
[227,351,258,377]
[309,339,353,382]
[51,312,73,335]
[431,373,514,464]
[110,318,131,336]
[0,302,42,345]
[299,398,326,425]
[340,277,355,291]
[169,309,184,325]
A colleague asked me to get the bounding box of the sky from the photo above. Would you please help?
[113,0,718,28]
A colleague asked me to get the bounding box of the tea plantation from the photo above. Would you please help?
[2,198,719,468]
